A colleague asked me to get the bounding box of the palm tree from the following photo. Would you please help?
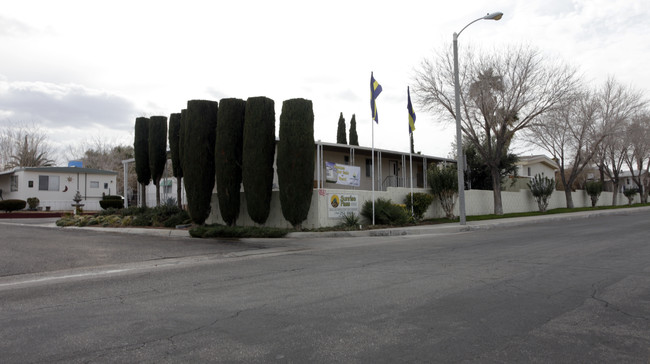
[6,135,55,168]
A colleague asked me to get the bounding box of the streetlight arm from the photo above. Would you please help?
[456,12,504,39]
[456,18,483,39]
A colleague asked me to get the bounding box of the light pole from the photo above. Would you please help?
[453,11,503,225]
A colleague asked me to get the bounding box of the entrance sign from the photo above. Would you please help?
[328,193,359,217]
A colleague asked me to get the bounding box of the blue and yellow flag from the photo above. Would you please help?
[370,72,382,123]
[407,86,416,134]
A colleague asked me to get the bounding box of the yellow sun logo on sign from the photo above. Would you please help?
[330,195,339,208]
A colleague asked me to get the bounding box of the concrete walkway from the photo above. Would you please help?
[11,205,648,239]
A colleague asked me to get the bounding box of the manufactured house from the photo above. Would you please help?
[136,141,452,207]
[0,167,118,211]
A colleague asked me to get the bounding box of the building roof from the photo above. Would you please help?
[516,155,559,170]
[316,140,454,163]
[0,166,117,176]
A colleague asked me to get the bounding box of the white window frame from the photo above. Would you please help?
[10,175,18,192]
[38,175,60,191]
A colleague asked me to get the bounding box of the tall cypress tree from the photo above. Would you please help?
[277,98,315,229]
[168,113,183,208]
[349,114,359,146]
[242,96,275,225]
[181,100,218,224]
[178,109,187,173]
[336,112,347,144]
[134,117,150,207]
[149,115,167,206]
[215,98,246,226]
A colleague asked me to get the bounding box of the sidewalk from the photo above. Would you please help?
[18,205,646,239]
[287,205,650,238]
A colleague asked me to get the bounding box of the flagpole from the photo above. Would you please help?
[407,86,416,218]
[409,147,414,218]
[370,72,382,226]
[372,117,375,225]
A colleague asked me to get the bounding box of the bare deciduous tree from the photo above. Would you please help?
[526,89,606,208]
[413,44,579,214]
[623,113,650,203]
[593,77,646,205]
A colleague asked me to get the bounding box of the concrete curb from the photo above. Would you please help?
[9,206,649,239]
[62,225,192,238]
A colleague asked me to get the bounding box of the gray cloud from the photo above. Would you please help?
[0,15,36,37]
[0,78,136,132]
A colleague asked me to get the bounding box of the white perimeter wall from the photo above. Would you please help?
[207,188,637,229]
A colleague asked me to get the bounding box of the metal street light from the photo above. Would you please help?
[453,11,503,225]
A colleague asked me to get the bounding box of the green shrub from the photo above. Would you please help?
[0,199,27,212]
[339,211,360,228]
[623,188,638,206]
[428,164,458,219]
[99,200,124,209]
[360,198,409,225]
[404,192,434,221]
[528,173,555,212]
[277,98,315,230]
[27,197,40,210]
[189,225,288,238]
[99,195,124,210]
[585,180,603,207]
[161,210,191,228]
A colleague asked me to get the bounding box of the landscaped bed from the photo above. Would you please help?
[54,203,650,238]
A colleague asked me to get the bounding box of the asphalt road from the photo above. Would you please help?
[0,211,649,363]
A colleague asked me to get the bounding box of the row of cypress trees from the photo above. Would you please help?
[134,116,168,207]
[336,113,359,146]
[141,97,314,228]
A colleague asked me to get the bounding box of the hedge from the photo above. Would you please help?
[99,196,125,210]
[0,199,27,212]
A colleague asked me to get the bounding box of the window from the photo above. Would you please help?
[104,183,109,189]
[28,180,34,188]
[163,185,172,194]
[90,181,99,188]
[10,176,18,191]
[344,156,350,165]
[366,159,372,177]
[38,176,60,191]
[527,167,531,177]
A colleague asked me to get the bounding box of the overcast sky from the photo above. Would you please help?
[1,0,648,164]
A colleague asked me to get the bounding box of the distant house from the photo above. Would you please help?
[0,167,117,211]
[616,170,649,193]
[506,155,559,191]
